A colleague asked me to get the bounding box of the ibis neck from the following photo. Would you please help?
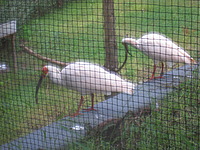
[123,38,137,48]
[48,71,62,85]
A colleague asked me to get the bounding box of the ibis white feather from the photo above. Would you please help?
[39,62,135,116]
[46,62,135,95]
[122,33,196,79]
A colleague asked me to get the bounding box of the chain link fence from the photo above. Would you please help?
[0,0,199,149]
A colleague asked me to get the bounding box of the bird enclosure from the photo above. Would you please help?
[0,0,200,149]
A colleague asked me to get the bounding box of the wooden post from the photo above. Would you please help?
[56,0,64,8]
[103,0,118,72]
[11,34,17,73]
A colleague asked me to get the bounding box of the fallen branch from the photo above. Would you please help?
[20,44,68,66]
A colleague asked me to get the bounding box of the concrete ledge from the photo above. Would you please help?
[0,64,198,150]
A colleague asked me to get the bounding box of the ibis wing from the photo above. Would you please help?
[62,62,134,95]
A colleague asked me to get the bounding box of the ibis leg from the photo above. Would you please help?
[70,96,84,117]
[149,64,157,80]
[159,62,164,77]
[150,63,165,80]
[83,93,97,112]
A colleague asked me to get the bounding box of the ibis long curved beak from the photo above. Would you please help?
[35,75,45,104]
[122,42,132,56]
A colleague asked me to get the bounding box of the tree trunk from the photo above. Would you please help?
[56,0,63,8]
[103,0,118,72]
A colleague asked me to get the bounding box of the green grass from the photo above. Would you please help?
[0,0,200,146]
[68,77,200,149]
[22,0,200,81]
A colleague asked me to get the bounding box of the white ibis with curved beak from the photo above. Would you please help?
[122,33,197,80]
[36,62,135,117]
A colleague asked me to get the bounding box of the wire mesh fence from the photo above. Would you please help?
[0,0,199,149]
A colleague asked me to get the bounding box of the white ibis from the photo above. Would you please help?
[122,33,197,80]
[36,62,135,117]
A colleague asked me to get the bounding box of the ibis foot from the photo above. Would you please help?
[149,76,164,80]
[68,112,84,117]
[83,107,97,112]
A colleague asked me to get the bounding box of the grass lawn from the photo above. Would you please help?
[0,0,200,146]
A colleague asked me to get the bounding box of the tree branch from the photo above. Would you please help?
[20,44,68,66]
